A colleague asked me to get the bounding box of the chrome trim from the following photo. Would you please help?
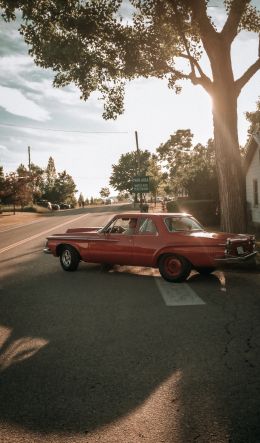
[43,247,52,254]
[215,251,257,263]
[47,235,118,242]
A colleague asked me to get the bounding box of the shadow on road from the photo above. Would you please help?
[0,258,260,441]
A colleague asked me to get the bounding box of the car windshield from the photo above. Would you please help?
[164,216,203,232]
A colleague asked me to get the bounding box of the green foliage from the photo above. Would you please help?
[78,192,84,206]
[0,166,4,192]
[0,158,77,207]
[157,132,218,200]
[2,1,258,119]
[53,170,78,202]
[147,154,164,198]
[1,172,31,210]
[246,97,260,137]
[100,187,110,198]
[110,149,151,193]
[166,199,219,226]
[22,206,37,212]
[42,157,77,202]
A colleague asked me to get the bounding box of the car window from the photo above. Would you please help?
[138,217,158,235]
[105,217,137,234]
[164,216,203,232]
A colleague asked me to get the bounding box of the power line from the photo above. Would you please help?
[0,122,128,134]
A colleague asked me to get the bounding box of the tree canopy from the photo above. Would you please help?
[100,187,110,199]
[0,157,78,209]
[157,130,218,200]
[1,0,259,118]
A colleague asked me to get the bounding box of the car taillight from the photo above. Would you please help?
[225,238,232,255]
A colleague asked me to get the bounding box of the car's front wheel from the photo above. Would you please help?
[60,245,80,271]
[158,254,191,282]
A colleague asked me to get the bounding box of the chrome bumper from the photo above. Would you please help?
[43,247,52,254]
[215,251,257,264]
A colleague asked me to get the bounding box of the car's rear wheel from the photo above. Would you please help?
[60,245,80,271]
[158,254,191,282]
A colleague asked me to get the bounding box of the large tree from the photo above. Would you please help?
[1,0,260,231]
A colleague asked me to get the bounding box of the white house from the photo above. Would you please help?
[244,131,260,227]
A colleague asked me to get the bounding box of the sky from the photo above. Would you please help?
[0,1,260,199]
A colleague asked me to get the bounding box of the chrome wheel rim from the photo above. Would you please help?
[62,249,71,267]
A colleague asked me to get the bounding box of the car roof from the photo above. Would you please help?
[115,212,192,217]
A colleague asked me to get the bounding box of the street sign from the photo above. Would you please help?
[133,176,150,193]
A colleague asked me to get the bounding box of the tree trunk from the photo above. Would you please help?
[212,87,247,233]
[205,38,247,234]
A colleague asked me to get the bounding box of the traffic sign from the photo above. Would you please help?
[133,176,150,193]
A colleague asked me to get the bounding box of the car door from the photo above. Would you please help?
[87,216,136,265]
[132,217,161,266]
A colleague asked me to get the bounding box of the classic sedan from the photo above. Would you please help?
[44,213,257,282]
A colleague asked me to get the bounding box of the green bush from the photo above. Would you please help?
[166,199,219,226]
[22,206,37,212]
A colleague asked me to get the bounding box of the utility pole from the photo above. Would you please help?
[28,145,33,204]
[135,130,141,174]
[135,130,143,211]
[28,146,31,172]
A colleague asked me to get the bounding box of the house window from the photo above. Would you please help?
[253,179,259,206]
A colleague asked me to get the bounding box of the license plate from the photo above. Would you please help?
[237,246,244,254]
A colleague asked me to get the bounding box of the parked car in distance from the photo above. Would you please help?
[43,212,257,282]
[36,199,52,210]
[59,203,71,209]
[51,203,60,211]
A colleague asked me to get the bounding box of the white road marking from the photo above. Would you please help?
[0,213,89,255]
[155,278,205,306]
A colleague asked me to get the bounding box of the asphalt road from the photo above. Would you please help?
[0,207,260,443]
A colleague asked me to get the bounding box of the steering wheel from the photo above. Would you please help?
[112,226,125,233]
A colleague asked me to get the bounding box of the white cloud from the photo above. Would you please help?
[0,86,50,121]
[0,144,8,150]
[0,55,34,85]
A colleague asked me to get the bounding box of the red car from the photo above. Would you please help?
[44,213,257,282]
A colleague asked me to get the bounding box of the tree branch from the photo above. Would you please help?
[168,0,196,77]
[189,0,217,45]
[179,53,212,83]
[235,58,260,96]
[166,63,213,94]
[221,0,250,43]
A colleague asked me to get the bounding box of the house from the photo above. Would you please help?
[244,131,260,227]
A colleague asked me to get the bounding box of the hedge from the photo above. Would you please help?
[166,199,219,226]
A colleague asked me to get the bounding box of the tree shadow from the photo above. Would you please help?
[0,259,259,441]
